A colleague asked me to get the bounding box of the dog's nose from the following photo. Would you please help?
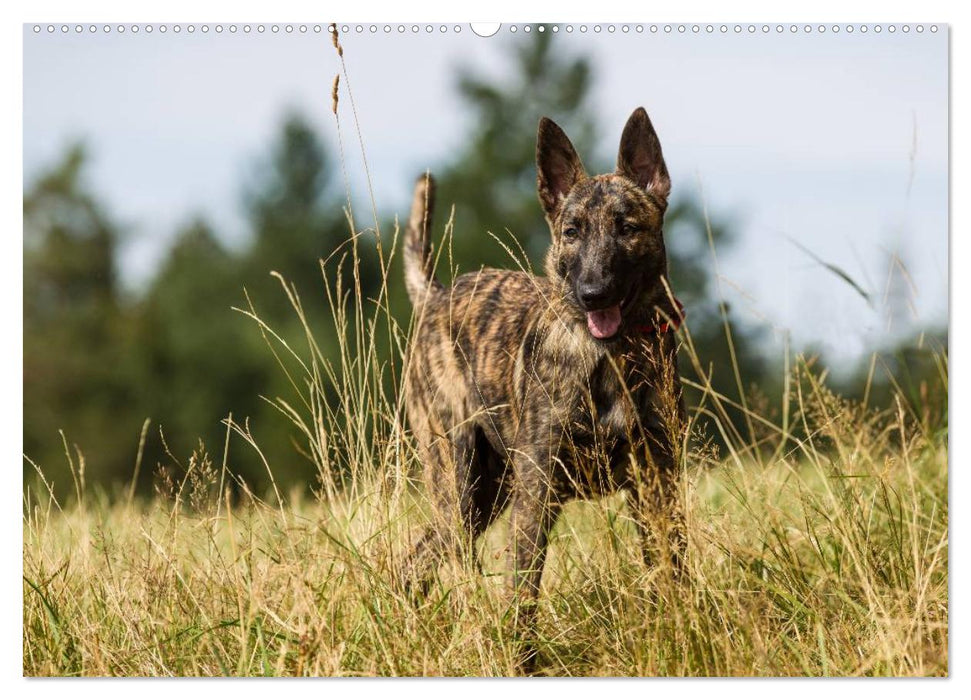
[577,282,611,309]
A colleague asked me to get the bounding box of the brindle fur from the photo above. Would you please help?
[401,108,686,635]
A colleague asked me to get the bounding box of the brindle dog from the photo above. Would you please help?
[401,108,686,639]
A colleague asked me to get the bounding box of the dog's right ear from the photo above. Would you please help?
[537,117,585,221]
[616,107,671,202]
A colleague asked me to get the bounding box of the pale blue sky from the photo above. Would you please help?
[23,24,948,364]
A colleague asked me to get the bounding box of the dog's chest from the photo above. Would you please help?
[588,358,638,435]
[544,323,647,434]
[554,357,642,496]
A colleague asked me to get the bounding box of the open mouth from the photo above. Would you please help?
[584,284,639,340]
[585,306,622,339]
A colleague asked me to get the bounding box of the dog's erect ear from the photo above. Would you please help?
[616,107,671,202]
[537,117,585,220]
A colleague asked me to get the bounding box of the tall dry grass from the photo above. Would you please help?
[22,215,948,675]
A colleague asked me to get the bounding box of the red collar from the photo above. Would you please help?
[633,298,685,335]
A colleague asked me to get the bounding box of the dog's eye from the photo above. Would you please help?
[619,222,639,236]
[562,227,579,239]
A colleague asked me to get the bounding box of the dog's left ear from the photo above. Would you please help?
[537,117,586,221]
[616,107,671,202]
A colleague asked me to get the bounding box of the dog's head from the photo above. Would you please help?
[538,107,671,341]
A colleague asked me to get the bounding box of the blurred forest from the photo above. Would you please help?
[23,34,947,499]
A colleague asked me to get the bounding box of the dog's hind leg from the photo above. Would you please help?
[400,420,488,596]
[469,429,511,574]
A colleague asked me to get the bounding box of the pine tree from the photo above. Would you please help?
[24,145,140,491]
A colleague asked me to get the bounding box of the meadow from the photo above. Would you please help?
[23,247,949,676]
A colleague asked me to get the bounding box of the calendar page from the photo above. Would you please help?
[22,20,948,678]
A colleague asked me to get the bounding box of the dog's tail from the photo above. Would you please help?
[404,172,442,305]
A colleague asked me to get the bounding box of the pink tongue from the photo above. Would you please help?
[586,305,622,339]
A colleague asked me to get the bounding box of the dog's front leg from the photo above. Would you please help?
[630,431,685,577]
[629,343,687,578]
[508,466,559,600]
[506,443,561,673]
